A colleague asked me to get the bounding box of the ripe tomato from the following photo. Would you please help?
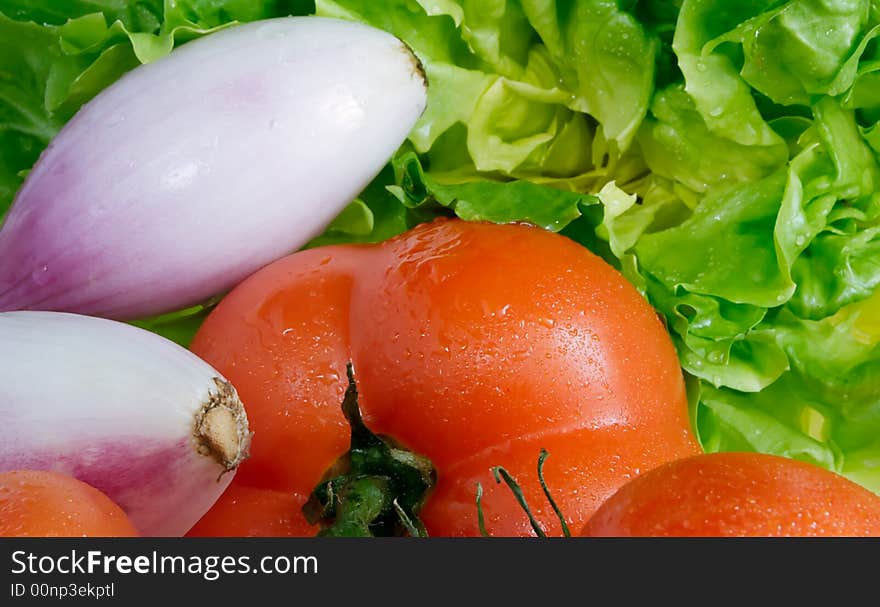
[0,470,138,537]
[187,218,699,536]
[581,452,880,537]
[187,483,314,537]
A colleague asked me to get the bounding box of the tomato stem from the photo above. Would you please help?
[476,449,571,537]
[476,483,489,537]
[538,450,571,537]
[491,466,547,537]
[302,362,436,537]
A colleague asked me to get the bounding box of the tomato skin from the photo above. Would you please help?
[186,483,314,537]
[0,470,138,537]
[189,219,699,536]
[581,452,880,537]
[189,245,360,494]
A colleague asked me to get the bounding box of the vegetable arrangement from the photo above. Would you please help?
[185,219,699,536]
[0,8,428,537]
[304,0,880,495]
[1,0,880,537]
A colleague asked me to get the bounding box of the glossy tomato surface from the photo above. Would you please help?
[0,470,138,537]
[581,452,880,537]
[188,219,699,536]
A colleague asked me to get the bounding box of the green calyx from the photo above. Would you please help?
[302,363,436,537]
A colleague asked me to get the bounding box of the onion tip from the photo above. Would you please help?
[194,379,251,477]
[397,39,428,93]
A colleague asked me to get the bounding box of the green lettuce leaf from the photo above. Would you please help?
[0,14,61,210]
[316,0,656,177]
[388,148,596,230]
[717,0,876,106]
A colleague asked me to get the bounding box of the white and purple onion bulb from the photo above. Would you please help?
[0,16,427,320]
[0,311,252,536]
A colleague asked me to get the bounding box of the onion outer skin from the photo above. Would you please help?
[0,311,251,537]
[0,16,428,320]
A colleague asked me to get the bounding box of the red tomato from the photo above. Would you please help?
[187,218,699,536]
[0,470,138,537]
[187,483,314,537]
[581,452,880,537]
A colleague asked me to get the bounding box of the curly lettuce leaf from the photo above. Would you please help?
[615,0,880,489]
[719,0,876,106]
[388,148,596,230]
[316,0,656,179]
[0,14,61,210]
